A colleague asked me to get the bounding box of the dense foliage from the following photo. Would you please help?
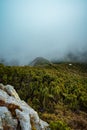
[0,63,87,130]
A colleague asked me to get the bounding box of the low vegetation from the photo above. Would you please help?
[0,62,87,130]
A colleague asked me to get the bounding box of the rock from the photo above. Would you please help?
[0,106,17,130]
[5,85,20,100]
[16,109,31,130]
[0,117,3,130]
[69,63,72,66]
[0,83,5,90]
[0,84,49,130]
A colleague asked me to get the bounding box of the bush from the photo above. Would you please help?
[50,121,71,130]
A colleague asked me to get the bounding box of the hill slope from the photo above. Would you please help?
[0,63,87,130]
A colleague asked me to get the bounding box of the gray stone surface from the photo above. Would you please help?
[0,84,49,130]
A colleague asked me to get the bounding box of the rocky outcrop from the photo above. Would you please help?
[0,83,50,130]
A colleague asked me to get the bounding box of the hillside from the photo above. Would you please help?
[29,57,52,66]
[0,62,87,130]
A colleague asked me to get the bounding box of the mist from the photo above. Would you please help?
[0,0,87,65]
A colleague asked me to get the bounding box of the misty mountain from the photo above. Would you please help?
[0,58,6,65]
[65,51,87,63]
[0,50,87,66]
[0,0,87,66]
[29,57,52,66]
[0,58,19,66]
[52,51,87,63]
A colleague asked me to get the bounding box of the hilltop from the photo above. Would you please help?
[29,57,52,66]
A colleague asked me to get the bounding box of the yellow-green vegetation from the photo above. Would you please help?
[50,121,71,130]
[0,63,87,130]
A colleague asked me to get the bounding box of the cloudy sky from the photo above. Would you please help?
[0,0,87,64]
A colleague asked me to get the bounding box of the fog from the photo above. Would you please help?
[0,0,87,65]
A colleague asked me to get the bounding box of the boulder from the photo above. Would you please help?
[0,83,49,130]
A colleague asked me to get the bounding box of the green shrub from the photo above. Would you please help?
[50,121,71,130]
